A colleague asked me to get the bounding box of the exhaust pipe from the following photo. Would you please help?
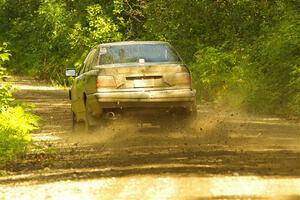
[105,112,116,120]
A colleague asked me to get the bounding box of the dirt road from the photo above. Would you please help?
[0,77,300,200]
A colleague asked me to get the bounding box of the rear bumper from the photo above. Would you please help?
[87,89,196,109]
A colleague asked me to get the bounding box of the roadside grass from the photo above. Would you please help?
[0,106,38,165]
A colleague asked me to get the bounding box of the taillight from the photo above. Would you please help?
[96,76,116,88]
[175,72,191,86]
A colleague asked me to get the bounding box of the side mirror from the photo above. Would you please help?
[66,68,76,77]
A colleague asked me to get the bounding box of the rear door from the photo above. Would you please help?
[71,48,99,118]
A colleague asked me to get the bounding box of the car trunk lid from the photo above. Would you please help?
[95,63,191,90]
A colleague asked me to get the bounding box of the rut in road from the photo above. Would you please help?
[1,76,300,184]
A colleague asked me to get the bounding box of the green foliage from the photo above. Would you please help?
[0,0,299,117]
[0,0,127,84]
[0,106,38,163]
[0,44,38,164]
[0,43,13,108]
[144,0,283,60]
[0,42,10,76]
[69,4,122,50]
[190,46,256,109]
[244,7,300,116]
[0,84,14,108]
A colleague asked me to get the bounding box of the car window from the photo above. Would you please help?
[99,44,180,65]
[79,53,92,75]
[91,48,100,67]
[82,49,98,73]
[78,62,85,75]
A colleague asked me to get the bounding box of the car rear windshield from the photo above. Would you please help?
[99,43,181,65]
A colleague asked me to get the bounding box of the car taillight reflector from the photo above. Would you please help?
[175,73,191,86]
[96,76,116,88]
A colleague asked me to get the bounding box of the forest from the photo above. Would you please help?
[0,0,299,118]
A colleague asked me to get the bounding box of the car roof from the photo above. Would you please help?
[98,41,170,47]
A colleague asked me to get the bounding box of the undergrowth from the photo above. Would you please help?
[0,43,38,166]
